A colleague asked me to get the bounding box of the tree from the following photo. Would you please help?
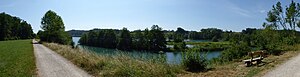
[117,28,132,50]
[39,10,72,45]
[103,29,117,48]
[173,33,184,42]
[0,12,34,40]
[132,30,144,50]
[264,1,300,30]
[41,10,65,32]
[149,25,166,51]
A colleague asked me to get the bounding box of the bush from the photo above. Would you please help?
[173,42,187,51]
[181,49,207,72]
[39,31,72,45]
[220,42,251,62]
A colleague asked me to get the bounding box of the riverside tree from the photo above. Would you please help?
[117,28,132,50]
[79,25,167,51]
[38,10,72,45]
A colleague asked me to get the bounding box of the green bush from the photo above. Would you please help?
[181,49,207,72]
[220,42,251,62]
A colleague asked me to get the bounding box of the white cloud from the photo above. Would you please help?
[222,0,252,18]
[230,6,252,17]
[259,10,266,13]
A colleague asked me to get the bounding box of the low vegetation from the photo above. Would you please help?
[43,43,182,77]
[0,40,36,76]
[181,49,207,72]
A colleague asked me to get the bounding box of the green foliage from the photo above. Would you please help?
[171,42,231,51]
[264,1,300,30]
[79,29,117,49]
[0,40,36,76]
[221,42,251,62]
[0,12,34,40]
[117,28,132,50]
[149,25,167,51]
[173,42,187,51]
[41,10,65,32]
[79,25,166,51]
[131,30,146,50]
[173,33,184,42]
[39,10,72,45]
[181,49,207,72]
[189,28,223,41]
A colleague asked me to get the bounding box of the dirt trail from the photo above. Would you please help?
[263,52,300,77]
[33,40,91,77]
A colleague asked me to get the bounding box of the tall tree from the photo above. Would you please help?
[150,25,166,51]
[39,10,72,45]
[103,29,117,48]
[41,10,65,32]
[264,1,300,30]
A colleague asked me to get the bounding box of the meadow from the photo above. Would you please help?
[0,40,36,76]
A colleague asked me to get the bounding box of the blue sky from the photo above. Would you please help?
[0,0,295,33]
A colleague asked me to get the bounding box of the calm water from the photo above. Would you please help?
[72,37,221,64]
[73,37,81,46]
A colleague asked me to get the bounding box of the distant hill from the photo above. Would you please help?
[67,30,88,37]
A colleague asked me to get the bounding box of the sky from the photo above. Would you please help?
[0,0,296,33]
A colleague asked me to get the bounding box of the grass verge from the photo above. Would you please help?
[43,43,182,77]
[0,40,36,76]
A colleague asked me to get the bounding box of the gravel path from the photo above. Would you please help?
[263,53,300,77]
[33,40,92,77]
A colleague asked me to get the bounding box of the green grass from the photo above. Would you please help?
[0,40,36,76]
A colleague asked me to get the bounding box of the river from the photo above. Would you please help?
[72,37,221,64]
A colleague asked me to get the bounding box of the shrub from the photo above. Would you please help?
[181,49,207,72]
[220,42,251,62]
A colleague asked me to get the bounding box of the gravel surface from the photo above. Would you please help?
[33,40,92,77]
[263,53,300,77]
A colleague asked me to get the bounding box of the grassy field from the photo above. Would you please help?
[0,40,36,76]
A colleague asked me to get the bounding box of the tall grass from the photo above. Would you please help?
[0,40,36,76]
[43,43,182,77]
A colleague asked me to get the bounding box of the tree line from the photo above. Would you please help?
[79,25,166,51]
[0,12,34,41]
[164,28,225,42]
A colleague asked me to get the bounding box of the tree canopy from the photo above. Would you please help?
[79,25,166,51]
[38,10,72,45]
[0,12,34,40]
